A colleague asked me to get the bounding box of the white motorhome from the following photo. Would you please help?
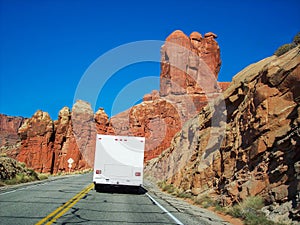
[93,134,145,191]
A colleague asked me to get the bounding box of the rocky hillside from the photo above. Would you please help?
[145,46,300,219]
[0,156,39,184]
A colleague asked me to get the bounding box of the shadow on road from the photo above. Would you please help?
[95,184,147,195]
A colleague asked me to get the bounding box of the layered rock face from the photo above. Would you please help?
[51,105,88,173]
[109,98,182,160]
[71,100,98,169]
[17,110,54,173]
[95,108,110,134]
[110,30,229,160]
[52,106,74,173]
[160,30,221,97]
[0,114,24,158]
[16,101,109,173]
[145,46,300,214]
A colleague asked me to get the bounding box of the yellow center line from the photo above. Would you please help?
[35,183,94,225]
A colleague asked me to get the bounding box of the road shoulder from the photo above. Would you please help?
[144,179,232,225]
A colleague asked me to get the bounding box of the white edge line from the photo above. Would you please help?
[146,193,184,225]
[0,175,74,196]
[0,181,48,196]
[0,189,17,195]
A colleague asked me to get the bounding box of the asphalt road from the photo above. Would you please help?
[0,173,230,225]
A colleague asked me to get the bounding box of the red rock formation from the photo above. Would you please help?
[110,30,226,160]
[52,106,80,173]
[160,30,221,97]
[145,46,300,217]
[17,110,54,173]
[52,102,110,173]
[1,30,230,172]
[71,100,97,168]
[201,32,221,77]
[15,101,111,173]
[0,114,24,158]
[108,30,229,161]
[94,108,110,134]
[110,99,182,161]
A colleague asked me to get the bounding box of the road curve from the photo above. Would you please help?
[0,173,230,225]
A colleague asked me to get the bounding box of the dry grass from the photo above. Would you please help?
[157,180,283,225]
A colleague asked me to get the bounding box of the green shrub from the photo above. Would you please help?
[72,168,92,175]
[157,181,166,188]
[244,211,275,225]
[177,191,193,199]
[241,195,264,211]
[4,172,39,185]
[38,173,49,180]
[293,32,300,45]
[23,175,33,183]
[214,204,226,213]
[194,195,215,208]
[227,204,243,218]
[27,168,39,179]
[163,184,176,193]
[4,178,18,185]
[274,43,296,56]
[157,180,174,193]
[158,180,192,197]
[15,173,24,183]
[274,32,300,56]
[20,162,26,168]
[225,196,280,225]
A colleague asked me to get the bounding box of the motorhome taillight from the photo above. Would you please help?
[96,170,101,174]
[135,172,141,176]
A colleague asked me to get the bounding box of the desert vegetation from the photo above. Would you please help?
[274,32,300,56]
[52,168,92,177]
[0,156,49,186]
[157,181,285,225]
[0,155,93,187]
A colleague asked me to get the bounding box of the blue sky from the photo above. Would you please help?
[0,0,299,119]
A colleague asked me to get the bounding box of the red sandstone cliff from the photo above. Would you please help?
[0,114,24,158]
[145,46,300,219]
[17,110,54,173]
[16,101,109,173]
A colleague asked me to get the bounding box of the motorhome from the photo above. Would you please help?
[93,134,145,191]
